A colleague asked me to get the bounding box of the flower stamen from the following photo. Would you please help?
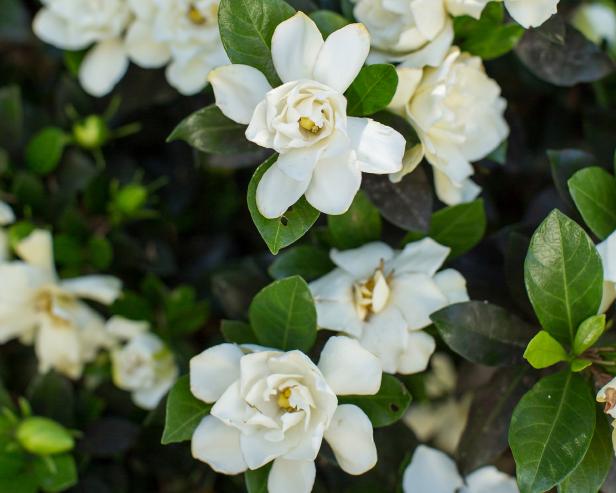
[187,5,207,25]
[299,117,322,134]
[353,260,392,321]
[277,387,297,412]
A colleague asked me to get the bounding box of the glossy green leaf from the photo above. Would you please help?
[568,167,616,240]
[161,375,211,444]
[429,199,487,258]
[431,301,533,366]
[345,64,398,117]
[220,319,259,345]
[339,374,411,428]
[570,359,592,372]
[524,210,603,344]
[309,10,349,37]
[573,314,606,356]
[509,371,596,493]
[268,245,334,281]
[25,127,69,175]
[34,454,77,493]
[245,463,272,493]
[218,0,295,86]
[523,331,568,369]
[167,104,257,155]
[328,191,381,249]
[249,276,317,352]
[247,155,320,254]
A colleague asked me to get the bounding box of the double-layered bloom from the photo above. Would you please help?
[0,229,121,378]
[109,316,179,410]
[597,377,616,454]
[447,0,559,28]
[403,445,519,493]
[189,336,382,493]
[596,231,616,313]
[208,12,405,218]
[389,48,509,205]
[309,239,469,374]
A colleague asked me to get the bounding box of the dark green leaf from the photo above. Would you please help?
[0,0,29,43]
[509,371,596,493]
[88,235,113,269]
[328,191,381,249]
[218,0,295,86]
[549,149,595,212]
[0,85,23,150]
[245,463,272,493]
[27,372,74,427]
[162,375,211,444]
[429,199,486,258]
[247,155,320,254]
[25,127,69,175]
[249,276,317,352]
[339,374,411,428]
[309,10,349,38]
[34,454,78,493]
[523,331,568,369]
[431,301,534,366]
[165,286,209,336]
[459,22,524,60]
[167,105,258,155]
[345,64,398,117]
[268,245,334,281]
[220,320,259,345]
[525,210,603,344]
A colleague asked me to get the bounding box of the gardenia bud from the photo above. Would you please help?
[16,417,75,455]
[73,116,110,150]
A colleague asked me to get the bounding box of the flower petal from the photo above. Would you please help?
[318,336,381,395]
[446,0,490,18]
[190,343,243,403]
[106,316,149,340]
[434,170,482,206]
[275,146,322,182]
[390,273,449,330]
[388,238,450,276]
[347,117,405,174]
[191,415,247,474]
[461,466,519,493]
[0,230,8,263]
[397,331,436,375]
[272,12,324,83]
[398,19,454,69]
[312,23,370,93]
[402,445,464,493]
[256,162,311,219]
[433,269,469,304]
[388,68,424,114]
[268,459,316,493]
[330,242,394,279]
[32,9,86,50]
[0,201,15,226]
[324,404,377,475]
[125,20,171,68]
[60,276,122,305]
[208,65,272,124]
[597,231,616,283]
[79,39,129,97]
[504,0,559,28]
[15,229,55,274]
[359,307,409,373]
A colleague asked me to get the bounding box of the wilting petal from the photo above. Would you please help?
[387,237,450,276]
[208,65,272,124]
[402,445,464,493]
[190,344,243,403]
[61,276,122,305]
[79,39,129,97]
[397,331,436,374]
[16,229,55,274]
[268,459,315,493]
[272,12,323,83]
[597,376,616,418]
[191,415,247,474]
[324,405,377,475]
[504,0,559,28]
[313,24,370,93]
[125,20,171,68]
[318,336,381,395]
[256,162,311,219]
[347,117,405,174]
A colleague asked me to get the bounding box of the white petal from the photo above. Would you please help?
[60,276,122,305]
[388,68,424,114]
[330,242,394,279]
[125,20,171,68]
[434,269,469,304]
[16,229,55,274]
[313,23,370,93]
[446,0,491,18]
[324,404,377,475]
[347,117,405,174]
[0,230,8,263]
[275,146,322,182]
[79,39,129,97]
[318,336,381,395]
[256,162,311,219]
[0,201,15,226]
[461,466,519,493]
[190,344,243,403]
[600,281,616,314]
[166,58,210,96]
[133,366,178,410]
[272,12,324,83]
[359,307,409,373]
[191,415,247,474]
[504,0,559,28]
[397,331,436,375]
[434,171,482,206]
[391,273,448,330]
[268,459,316,493]
[208,65,272,124]
[597,376,616,418]
[106,316,149,340]
[398,20,454,69]
[389,144,425,184]
[310,269,355,302]
[402,445,464,493]
[32,9,87,50]
[597,231,616,283]
[388,238,450,276]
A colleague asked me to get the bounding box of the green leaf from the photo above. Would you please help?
[570,359,592,372]
[523,331,568,369]
[167,104,258,155]
[573,314,606,356]
[558,408,613,493]
[339,374,411,428]
[247,155,320,254]
[431,301,533,367]
[249,276,317,352]
[88,235,113,269]
[0,85,23,150]
[328,191,381,249]
[268,245,334,281]
[549,149,595,211]
[524,210,603,345]
[509,371,596,493]
[16,417,74,456]
[165,286,209,336]
[220,320,259,345]
[25,127,70,175]
[429,199,487,258]
[161,375,211,445]
[34,454,78,493]
[568,167,616,240]
[218,0,295,86]
[345,64,398,117]
[245,463,272,493]
[309,10,349,38]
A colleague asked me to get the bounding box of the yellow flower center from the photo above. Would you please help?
[277,387,297,412]
[299,117,322,134]
[353,261,392,321]
[35,290,74,327]
[187,4,213,25]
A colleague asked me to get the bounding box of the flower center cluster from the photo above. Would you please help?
[35,289,74,327]
[276,386,298,412]
[298,116,322,134]
[353,262,392,321]
[187,4,217,25]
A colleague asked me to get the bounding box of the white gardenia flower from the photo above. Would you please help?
[597,377,616,455]
[403,445,519,493]
[447,0,559,28]
[189,336,382,493]
[572,2,616,51]
[309,239,469,374]
[596,230,616,313]
[109,316,179,410]
[33,0,132,97]
[389,48,509,205]
[125,0,229,95]
[208,12,405,218]
[0,229,121,378]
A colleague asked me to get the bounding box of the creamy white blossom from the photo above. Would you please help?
[597,376,616,455]
[447,0,559,28]
[0,200,15,262]
[0,229,121,378]
[109,316,178,410]
[572,2,616,52]
[403,445,519,493]
[208,12,405,218]
[33,0,132,97]
[309,239,469,374]
[389,48,509,205]
[596,230,616,312]
[189,336,382,493]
